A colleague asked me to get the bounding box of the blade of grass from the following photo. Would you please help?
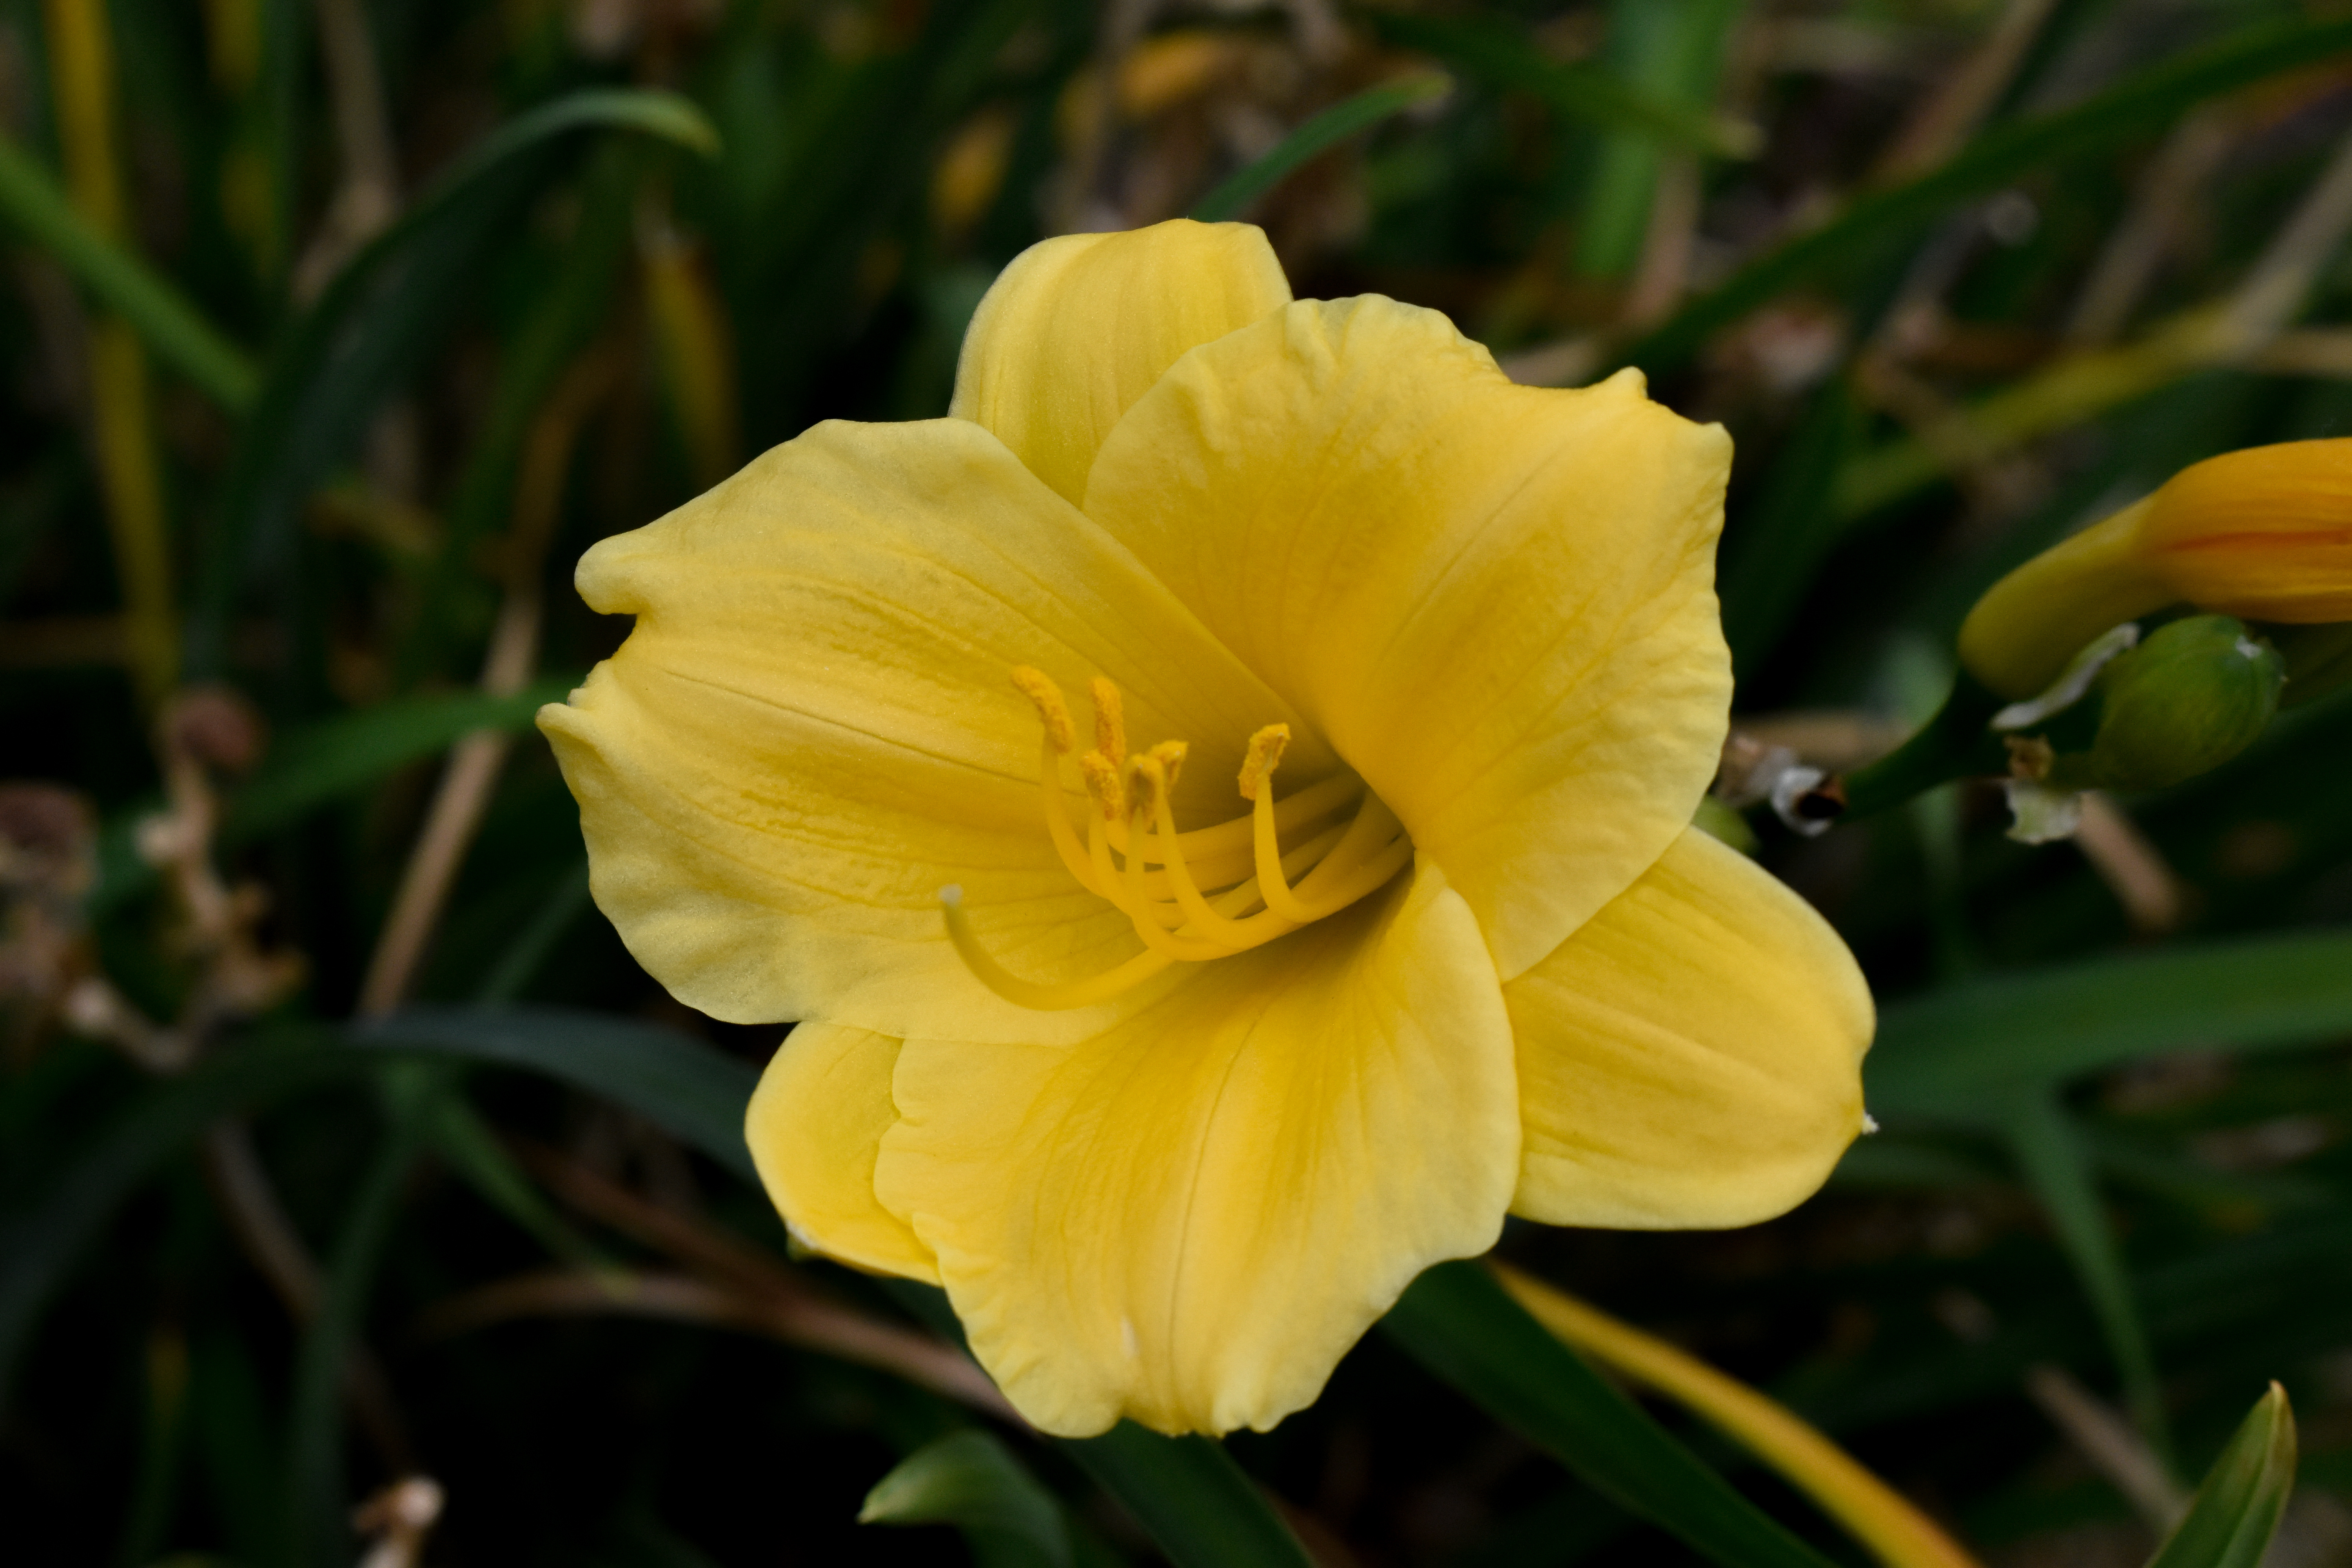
[186,88,719,677]
[283,1082,433,1568]
[2143,1384,2296,1568]
[860,1429,1073,1568]
[0,1030,358,1403]
[1998,1087,2174,1465]
[349,1005,760,1181]
[1620,13,2352,372]
[1719,374,1867,677]
[1492,1262,1985,1568]
[1060,1427,1316,1568]
[1365,11,1755,157]
[1866,931,2352,1119]
[40,0,182,704]
[398,138,641,687]
[0,133,260,409]
[1572,0,1743,281]
[90,679,576,917]
[1384,1260,1845,1568]
[1190,72,1451,223]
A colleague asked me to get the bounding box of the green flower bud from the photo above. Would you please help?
[2051,615,2284,792]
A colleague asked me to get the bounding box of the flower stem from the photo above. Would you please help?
[1830,672,2009,821]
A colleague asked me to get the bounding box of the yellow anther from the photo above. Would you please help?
[1238,724,1290,800]
[1089,678,1127,769]
[1078,750,1125,820]
[1125,753,1161,821]
[1149,740,1188,795]
[1010,666,1075,753]
[951,678,1415,1012]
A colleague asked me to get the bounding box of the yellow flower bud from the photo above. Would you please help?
[1959,438,2352,700]
[2138,439,2352,622]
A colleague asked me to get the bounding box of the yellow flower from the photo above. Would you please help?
[1960,438,2352,700]
[538,220,1872,1438]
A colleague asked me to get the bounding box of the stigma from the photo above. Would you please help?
[941,668,1414,1010]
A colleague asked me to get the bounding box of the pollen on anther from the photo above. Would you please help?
[1078,751,1125,820]
[1149,740,1188,792]
[1010,667,1074,752]
[1089,678,1126,767]
[1238,724,1290,800]
[1125,755,1160,819]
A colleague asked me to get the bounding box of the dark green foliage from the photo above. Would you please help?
[7,3,2352,1565]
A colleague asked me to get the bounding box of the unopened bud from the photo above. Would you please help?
[2051,615,2284,792]
[2137,439,2352,623]
[1959,439,2351,700]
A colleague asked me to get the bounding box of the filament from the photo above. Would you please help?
[943,671,1415,1010]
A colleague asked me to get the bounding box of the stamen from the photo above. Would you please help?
[1238,724,1289,800]
[1148,740,1187,793]
[955,671,1417,1009]
[1078,750,1125,822]
[1090,679,1127,774]
[1244,728,1324,924]
[1010,667,1075,753]
[1143,753,1296,949]
[1035,736,1100,895]
[941,886,1173,1010]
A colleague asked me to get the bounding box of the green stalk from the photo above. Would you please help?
[1831,673,2009,821]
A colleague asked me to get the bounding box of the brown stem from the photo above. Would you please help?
[200,1122,416,1472]
[508,1140,1017,1420]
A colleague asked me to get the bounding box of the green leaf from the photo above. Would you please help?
[1999,1087,2172,1462]
[861,1429,1072,1568]
[1383,1261,1842,1568]
[187,88,720,675]
[0,1032,361,1403]
[350,1006,760,1181]
[1866,930,2352,1120]
[1190,73,1452,223]
[91,681,577,916]
[2143,1384,2296,1568]
[397,142,643,686]
[1365,11,1754,156]
[0,132,261,410]
[1621,13,2352,372]
[284,1094,432,1568]
[1572,0,1744,279]
[1062,1426,1316,1568]
[227,681,576,842]
[881,1285,1317,1568]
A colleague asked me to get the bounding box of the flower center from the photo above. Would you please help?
[940,668,1414,1010]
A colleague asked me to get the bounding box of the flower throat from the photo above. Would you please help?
[940,668,1413,1010]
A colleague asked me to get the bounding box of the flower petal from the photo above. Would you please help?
[746,1023,936,1281]
[872,860,1517,1437]
[1506,827,1872,1230]
[539,416,1332,1045]
[950,219,1292,504]
[1082,296,1733,979]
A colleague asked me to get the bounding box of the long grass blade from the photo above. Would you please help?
[0,134,261,410]
[1384,1260,1845,1568]
[1190,73,1450,223]
[1621,13,2352,372]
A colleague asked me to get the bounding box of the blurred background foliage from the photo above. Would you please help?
[4,0,2352,1563]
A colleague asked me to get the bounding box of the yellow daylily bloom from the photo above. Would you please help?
[1960,438,2352,699]
[540,219,1873,1438]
